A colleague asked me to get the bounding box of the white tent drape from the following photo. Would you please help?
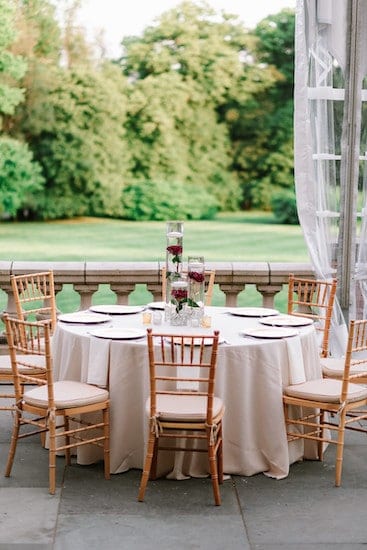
[294,0,367,356]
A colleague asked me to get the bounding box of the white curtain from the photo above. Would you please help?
[294,0,367,355]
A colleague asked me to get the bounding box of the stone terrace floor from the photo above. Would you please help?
[1,394,367,549]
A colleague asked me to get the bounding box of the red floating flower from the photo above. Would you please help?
[167,245,182,256]
[188,271,205,283]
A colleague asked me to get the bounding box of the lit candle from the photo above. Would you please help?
[171,280,188,289]
[188,261,204,271]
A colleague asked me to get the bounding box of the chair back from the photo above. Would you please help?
[161,267,216,306]
[287,274,337,357]
[146,328,220,424]
[341,319,367,398]
[11,271,57,333]
[4,315,51,404]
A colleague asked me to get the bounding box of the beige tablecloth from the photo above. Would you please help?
[51,306,321,479]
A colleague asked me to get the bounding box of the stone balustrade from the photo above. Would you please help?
[0,260,315,352]
[0,259,315,310]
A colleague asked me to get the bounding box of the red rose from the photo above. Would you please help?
[171,289,187,301]
[188,271,205,283]
[167,245,182,255]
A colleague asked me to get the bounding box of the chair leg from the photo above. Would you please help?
[149,437,159,480]
[317,409,326,461]
[103,408,110,480]
[335,411,347,487]
[138,433,157,502]
[217,424,224,484]
[207,433,221,506]
[64,415,71,466]
[5,410,21,477]
[48,418,57,495]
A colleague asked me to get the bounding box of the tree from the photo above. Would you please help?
[120,0,276,211]
[230,8,295,210]
[0,136,44,218]
[0,0,45,218]
[0,0,27,126]
[29,63,130,219]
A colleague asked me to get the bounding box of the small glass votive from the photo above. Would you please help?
[189,317,200,328]
[152,311,162,325]
[200,315,212,328]
[142,311,152,325]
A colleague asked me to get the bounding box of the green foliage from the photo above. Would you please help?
[271,190,299,225]
[121,1,259,211]
[29,64,130,219]
[0,0,27,122]
[231,8,295,210]
[0,0,298,221]
[121,180,218,221]
[0,137,44,217]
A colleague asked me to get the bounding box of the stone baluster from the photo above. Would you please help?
[73,284,99,310]
[256,284,283,309]
[218,284,245,307]
[110,284,136,305]
[146,283,163,302]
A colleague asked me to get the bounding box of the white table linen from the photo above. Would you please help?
[51,306,321,479]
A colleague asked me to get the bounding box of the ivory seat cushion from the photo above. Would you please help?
[145,394,224,421]
[0,354,46,374]
[321,357,367,378]
[24,380,109,409]
[284,378,367,403]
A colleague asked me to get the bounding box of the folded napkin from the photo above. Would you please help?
[87,337,110,387]
[286,335,306,384]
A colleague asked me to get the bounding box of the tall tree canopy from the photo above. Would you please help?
[0,0,295,220]
[119,0,283,212]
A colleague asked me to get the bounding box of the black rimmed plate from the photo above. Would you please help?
[241,327,298,339]
[260,315,314,327]
[89,305,145,315]
[89,328,146,340]
[228,307,279,317]
[58,312,111,324]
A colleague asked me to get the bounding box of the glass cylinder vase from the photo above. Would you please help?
[168,277,189,326]
[187,255,205,324]
[165,221,184,322]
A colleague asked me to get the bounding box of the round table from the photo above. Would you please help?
[51,305,320,479]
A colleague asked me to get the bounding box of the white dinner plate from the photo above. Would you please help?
[260,315,314,327]
[228,307,279,317]
[147,301,165,310]
[242,327,298,339]
[89,328,146,340]
[58,312,111,324]
[89,305,145,315]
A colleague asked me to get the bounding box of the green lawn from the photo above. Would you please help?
[0,212,310,313]
[0,212,309,262]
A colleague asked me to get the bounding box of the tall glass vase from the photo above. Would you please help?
[169,277,189,326]
[187,255,205,325]
[165,221,184,323]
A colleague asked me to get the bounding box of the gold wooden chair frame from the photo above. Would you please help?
[11,271,57,332]
[288,274,337,358]
[283,318,367,487]
[161,266,215,306]
[138,328,224,505]
[3,314,110,494]
[0,271,58,411]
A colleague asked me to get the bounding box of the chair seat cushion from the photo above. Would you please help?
[24,380,109,409]
[321,357,367,378]
[284,378,367,403]
[146,394,224,422]
[0,354,46,374]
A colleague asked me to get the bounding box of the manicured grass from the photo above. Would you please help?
[0,212,309,262]
[0,213,310,312]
